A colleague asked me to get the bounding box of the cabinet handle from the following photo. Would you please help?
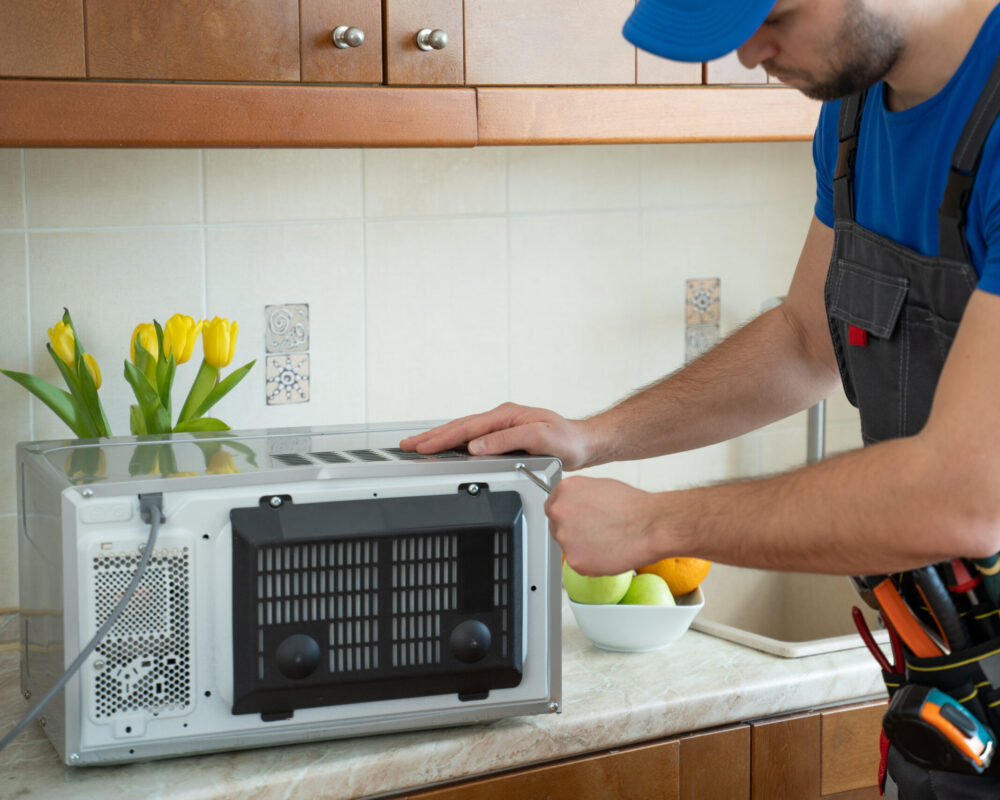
[415,28,448,51]
[332,26,365,49]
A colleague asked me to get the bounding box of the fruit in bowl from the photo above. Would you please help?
[563,559,707,652]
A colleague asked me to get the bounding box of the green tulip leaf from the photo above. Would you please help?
[0,368,92,438]
[177,359,218,424]
[158,355,176,420]
[129,404,148,436]
[192,360,255,420]
[123,360,171,434]
[76,352,111,438]
[172,417,231,433]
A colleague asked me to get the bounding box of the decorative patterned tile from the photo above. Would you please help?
[685,324,720,364]
[265,303,309,353]
[685,278,721,325]
[266,354,310,405]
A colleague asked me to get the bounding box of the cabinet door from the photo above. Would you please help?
[464,0,635,85]
[0,0,85,77]
[401,739,681,799]
[301,0,382,83]
[384,0,464,86]
[751,701,886,799]
[86,0,300,82]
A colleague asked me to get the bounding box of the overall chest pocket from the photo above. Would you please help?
[829,260,911,443]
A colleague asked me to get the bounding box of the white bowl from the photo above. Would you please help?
[568,587,705,652]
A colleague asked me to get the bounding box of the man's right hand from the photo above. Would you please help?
[399,402,600,470]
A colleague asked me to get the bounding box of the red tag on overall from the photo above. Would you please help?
[848,325,869,346]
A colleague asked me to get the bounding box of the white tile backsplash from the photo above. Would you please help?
[205,150,363,223]
[0,142,860,611]
[509,211,642,417]
[0,516,16,609]
[26,150,201,228]
[364,148,507,218]
[0,235,29,518]
[365,217,509,421]
[0,151,24,229]
[508,145,641,213]
[205,222,366,428]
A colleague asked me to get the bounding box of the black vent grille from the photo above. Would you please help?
[309,451,350,464]
[271,453,312,467]
[255,541,380,680]
[391,534,458,667]
[267,448,469,468]
[231,489,524,716]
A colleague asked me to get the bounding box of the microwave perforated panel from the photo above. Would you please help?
[230,488,524,716]
[91,549,192,719]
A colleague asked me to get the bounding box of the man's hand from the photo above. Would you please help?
[547,476,663,575]
[399,402,600,470]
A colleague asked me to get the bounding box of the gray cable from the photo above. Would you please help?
[0,503,162,757]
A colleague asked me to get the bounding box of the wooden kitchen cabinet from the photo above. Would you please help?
[390,700,885,800]
[751,700,886,799]
[301,0,382,84]
[384,0,465,86]
[464,0,637,86]
[85,0,301,82]
[0,0,86,78]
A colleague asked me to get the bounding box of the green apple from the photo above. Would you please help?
[619,573,675,606]
[562,560,633,604]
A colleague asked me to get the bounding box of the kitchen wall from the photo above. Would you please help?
[0,143,861,616]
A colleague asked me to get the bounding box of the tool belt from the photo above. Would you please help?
[854,563,1000,779]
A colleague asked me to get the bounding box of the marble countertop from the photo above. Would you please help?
[0,596,886,800]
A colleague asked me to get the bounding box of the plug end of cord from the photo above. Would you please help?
[138,492,165,524]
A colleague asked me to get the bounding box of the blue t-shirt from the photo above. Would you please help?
[813,4,1000,295]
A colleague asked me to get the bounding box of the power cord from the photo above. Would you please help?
[0,493,164,758]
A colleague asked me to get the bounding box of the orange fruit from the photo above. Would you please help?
[637,557,711,597]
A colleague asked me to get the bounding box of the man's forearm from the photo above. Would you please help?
[585,303,841,467]
[656,433,1000,574]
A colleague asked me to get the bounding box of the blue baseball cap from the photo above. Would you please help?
[623,0,778,63]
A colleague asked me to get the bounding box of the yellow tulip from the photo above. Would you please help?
[202,317,238,368]
[48,320,76,367]
[131,322,159,363]
[162,314,203,365]
[82,353,102,389]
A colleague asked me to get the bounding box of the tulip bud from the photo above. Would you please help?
[48,320,76,367]
[202,317,238,369]
[162,314,203,365]
[130,323,158,364]
[82,353,102,389]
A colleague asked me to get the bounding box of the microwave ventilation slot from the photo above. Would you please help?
[345,449,389,462]
[91,549,192,719]
[255,541,381,679]
[271,453,313,467]
[309,451,350,464]
[494,530,511,658]
[391,534,459,668]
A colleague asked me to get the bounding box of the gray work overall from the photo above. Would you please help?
[826,56,1000,797]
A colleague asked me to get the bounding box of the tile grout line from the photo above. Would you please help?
[360,149,369,424]
[505,146,512,401]
[199,149,208,318]
[21,148,34,439]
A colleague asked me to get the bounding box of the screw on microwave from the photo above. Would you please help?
[468,484,480,495]
[269,496,283,508]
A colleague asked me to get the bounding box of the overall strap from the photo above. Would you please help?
[833,91,868,221]
[939,49,1000,262]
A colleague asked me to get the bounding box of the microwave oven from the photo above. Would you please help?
[15,423,561,765]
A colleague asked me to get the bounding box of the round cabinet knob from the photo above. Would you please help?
[276,634,321,680]
[449,619,491,663]
[332,25,365,49]
[416,28,448,51]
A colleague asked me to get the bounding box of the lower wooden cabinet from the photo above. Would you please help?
[393,700,887,800]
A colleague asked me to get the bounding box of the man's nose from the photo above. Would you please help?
[736,28,779,69]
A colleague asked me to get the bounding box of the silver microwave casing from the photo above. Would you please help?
[15,423,562,766]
